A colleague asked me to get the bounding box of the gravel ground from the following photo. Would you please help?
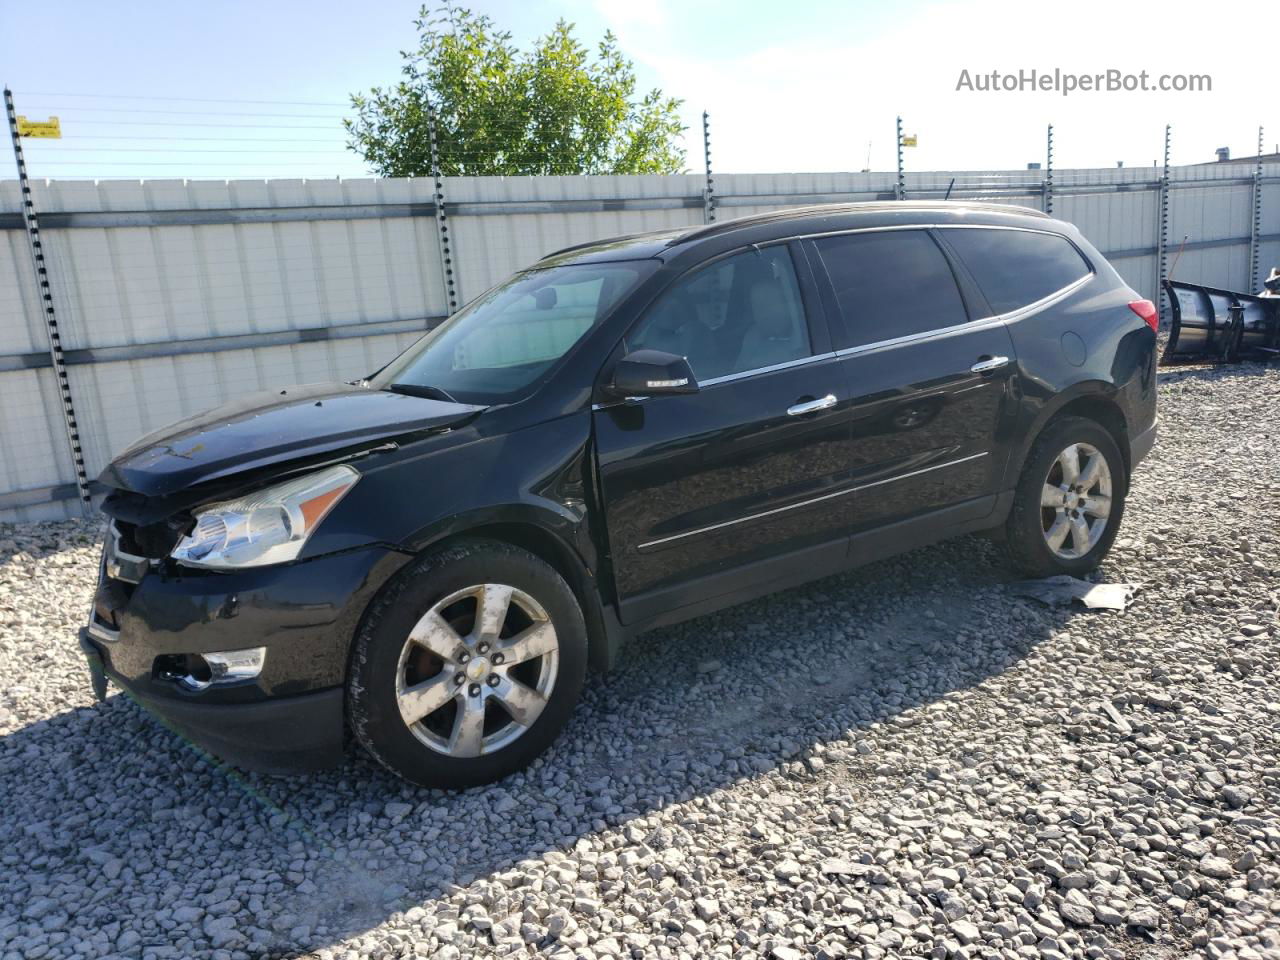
[2,363,1279,960]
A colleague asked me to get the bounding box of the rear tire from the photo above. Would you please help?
[347,539,587,788]
[1003,416,1127,578]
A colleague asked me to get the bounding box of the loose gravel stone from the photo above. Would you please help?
[1200,856,1235,879]
[1059,899,1095,927]
[3,364,1280,960]
[950,919,981,944]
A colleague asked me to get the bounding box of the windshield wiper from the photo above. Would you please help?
[387,382,459,403]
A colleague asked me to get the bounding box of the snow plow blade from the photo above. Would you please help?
[1161,279,1280,364]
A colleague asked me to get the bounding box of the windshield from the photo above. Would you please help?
[372,261,652,404]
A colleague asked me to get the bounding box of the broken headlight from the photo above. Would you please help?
[171,465,359,569]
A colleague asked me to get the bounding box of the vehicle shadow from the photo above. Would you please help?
[0,534,1100,958]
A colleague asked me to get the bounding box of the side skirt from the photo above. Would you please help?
[616,491,1013,639]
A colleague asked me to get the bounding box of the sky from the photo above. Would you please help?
[1,0,1275,181]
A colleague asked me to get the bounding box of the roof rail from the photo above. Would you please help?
[539,227,689,261]
[669,199,1050,247]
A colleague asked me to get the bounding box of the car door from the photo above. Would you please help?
[592,243,853,624]
[804,227,1020,534]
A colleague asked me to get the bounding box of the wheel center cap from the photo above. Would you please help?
[465,657,490,681]
[1064,490,1080,509]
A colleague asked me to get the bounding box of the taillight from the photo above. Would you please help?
[1129,299,1158,333]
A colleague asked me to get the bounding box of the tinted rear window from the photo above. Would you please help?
[813,230,969,349]
[942,228,1091,315]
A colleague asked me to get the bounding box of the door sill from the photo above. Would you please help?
[619,492,1009,634]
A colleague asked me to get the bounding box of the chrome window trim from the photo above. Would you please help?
[637,451,988,550]
[698,351,836,388]
[833,316,1009,359]
[591,351,836,409]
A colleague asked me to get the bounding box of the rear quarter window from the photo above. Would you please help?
[941,228,1091,315]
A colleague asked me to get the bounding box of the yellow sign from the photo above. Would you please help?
[16,116,61,139]
[901,134,918,147]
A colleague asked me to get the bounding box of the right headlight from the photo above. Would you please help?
[171,465,359,569]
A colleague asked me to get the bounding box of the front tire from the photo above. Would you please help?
[347,539,588,788]
[1003,416,1128,578]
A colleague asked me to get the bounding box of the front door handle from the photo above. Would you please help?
[970,356,1010,374]
[787,394,838,416]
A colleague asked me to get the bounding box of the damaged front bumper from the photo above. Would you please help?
[78,525,411,773]
[80,628,346,772]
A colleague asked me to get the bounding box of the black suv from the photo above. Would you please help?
[81,202,1157,787]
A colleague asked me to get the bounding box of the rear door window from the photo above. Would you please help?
[811,230,969,349]
[940,228,1091,315]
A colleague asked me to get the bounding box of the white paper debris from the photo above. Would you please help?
[1007,575,1137,611]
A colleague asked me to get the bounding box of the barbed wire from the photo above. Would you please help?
[62,135,344,142]
[20,106,347,119]
[8,94,360,178]
[32,119,341,129]
[9,93,708,179]
[10,90,1261,182]
[40,145,351,154]
[14,91,349,107]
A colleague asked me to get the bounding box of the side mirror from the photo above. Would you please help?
[607,349,699,397]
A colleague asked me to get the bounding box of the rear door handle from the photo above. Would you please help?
[970,356,1010,374]
[787,394,838,416]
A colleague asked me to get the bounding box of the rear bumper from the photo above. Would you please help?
[81,629,345,773]
[1131,418,1157,469]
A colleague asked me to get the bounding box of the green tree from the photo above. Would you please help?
[346,5,687,177]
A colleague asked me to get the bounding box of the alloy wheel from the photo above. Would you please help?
[394,583,559,757]
[1039,441,1113,560]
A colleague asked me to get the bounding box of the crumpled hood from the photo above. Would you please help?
[99,381,483,497]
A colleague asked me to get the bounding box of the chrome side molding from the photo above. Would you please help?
[638,451,989,550]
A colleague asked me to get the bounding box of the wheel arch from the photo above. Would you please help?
[1008,382,1131,487]
[399,506,625,673]
[437,523,624,674]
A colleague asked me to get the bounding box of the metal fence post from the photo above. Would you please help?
[702,111,716,224]
[1044,124,1054,215]
[1157,124,1172,326]
[3,88,92,515]
[426,101,458,315]
[895,116,905,201]
[1250,125,1264,292]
